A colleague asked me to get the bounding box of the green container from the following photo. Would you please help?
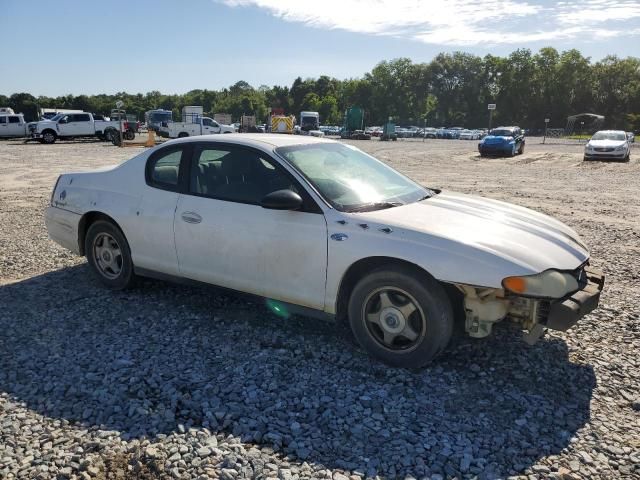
[343,107,364,134]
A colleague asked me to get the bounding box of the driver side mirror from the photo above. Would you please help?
[261,189,303,210]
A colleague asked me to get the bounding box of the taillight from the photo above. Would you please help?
[51,175,62,206]
[124,121,129,130]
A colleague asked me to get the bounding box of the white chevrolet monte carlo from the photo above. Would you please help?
[46,134,604,368]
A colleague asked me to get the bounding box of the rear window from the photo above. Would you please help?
[8,116,20,124]
[146,146,185,191]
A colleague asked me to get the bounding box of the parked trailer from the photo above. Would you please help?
[214,113,232,126]
[271,115,295,134]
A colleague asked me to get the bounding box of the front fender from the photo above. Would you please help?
[323,210,533,314]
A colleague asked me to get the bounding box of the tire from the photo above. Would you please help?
[583,156,589,162]
[347,265,453,368]
[518,143,524,154]
[509,145,516,157]
[85,220,135,290]
[124,130,135,141]
[624,153,630,162]
[42,130,56,144]
[178,132,189,138]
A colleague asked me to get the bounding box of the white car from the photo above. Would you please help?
[45,134,604,368]
[584,130,631,162]
[458,129,480,140]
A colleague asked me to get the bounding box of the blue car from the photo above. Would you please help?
[478,126,525,157]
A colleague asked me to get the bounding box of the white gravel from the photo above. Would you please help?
[0,137,639,479]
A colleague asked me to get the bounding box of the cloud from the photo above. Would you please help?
[217,0,640,46]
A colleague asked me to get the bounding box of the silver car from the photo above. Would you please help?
[584,130,631,162]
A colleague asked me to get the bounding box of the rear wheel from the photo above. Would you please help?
[85,220,135,290]
[178,132,189,138]
[124,129,135,141]
[348,266,453,368]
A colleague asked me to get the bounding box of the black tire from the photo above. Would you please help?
[583,156,589,162]
[347,265,453,368]
[42,130,56,144]
[518,142,524,154]
[124,130,135,141]
[178,132,189,138]
[624,153,630,162]
[85,220,135,290]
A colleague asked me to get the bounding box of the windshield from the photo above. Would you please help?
[48,114,63,122]
[276,143,432,212]
[591,131,626,141]
[491,129,514,136]
[150,112,172,122]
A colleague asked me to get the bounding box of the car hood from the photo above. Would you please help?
[352,191,589,274]
[482,135,513,144]
[588,139,626,148]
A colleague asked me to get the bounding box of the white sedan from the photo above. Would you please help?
[45,134,604,368]
[584,130,631,162]
[458,129,480,140]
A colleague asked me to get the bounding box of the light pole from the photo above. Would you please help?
[543,117,550,144]
[487,71,501,133]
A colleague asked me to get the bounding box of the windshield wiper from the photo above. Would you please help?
[347,201,403,213]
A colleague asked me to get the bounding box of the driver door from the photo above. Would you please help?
[173,143,328,310]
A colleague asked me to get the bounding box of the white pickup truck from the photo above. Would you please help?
[28,112,122,144]
[0,113,29,138]
[160,117,235,138]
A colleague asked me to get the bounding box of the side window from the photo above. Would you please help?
[76,114,91,122]
[147,147,184,191]
[202,118,213,127]
[0,117,6,124]
[189,146,297,204]
[8,116,20,124]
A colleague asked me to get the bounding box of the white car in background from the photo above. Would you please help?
[45,135,604,368]
[458,129,481,140]
[584,130,631,162]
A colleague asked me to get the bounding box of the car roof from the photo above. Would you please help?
[162,133,336,149]
[593,130,626,134]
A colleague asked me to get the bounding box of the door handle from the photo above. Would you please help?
[181,211,202,224]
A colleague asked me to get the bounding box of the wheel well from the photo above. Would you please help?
[42,128,56,136]
[335,256,465,328]
[77,211,123,255]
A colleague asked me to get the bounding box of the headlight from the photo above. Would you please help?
[502,270,579,299]
[615,145,626,151]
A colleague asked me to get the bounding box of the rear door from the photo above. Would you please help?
[7,116,25,136]
[173,142,328,309]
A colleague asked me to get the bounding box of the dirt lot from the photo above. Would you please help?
[1,137,639,479]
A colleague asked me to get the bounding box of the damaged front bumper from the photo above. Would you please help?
[457,267,605,343]
[543,267,605,331]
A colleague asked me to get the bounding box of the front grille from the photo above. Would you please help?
[594,147,613,152]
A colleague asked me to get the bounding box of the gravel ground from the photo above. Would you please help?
[0,137,639,479]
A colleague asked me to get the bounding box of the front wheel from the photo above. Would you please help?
[85,220,135,290]
[124,129,135,141]
[348,266,453,368]
[518,143,524,154]
[42,131,56,144]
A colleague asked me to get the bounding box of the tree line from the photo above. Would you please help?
[2,47,639,131]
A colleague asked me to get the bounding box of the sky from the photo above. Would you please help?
[1,0,639,96]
